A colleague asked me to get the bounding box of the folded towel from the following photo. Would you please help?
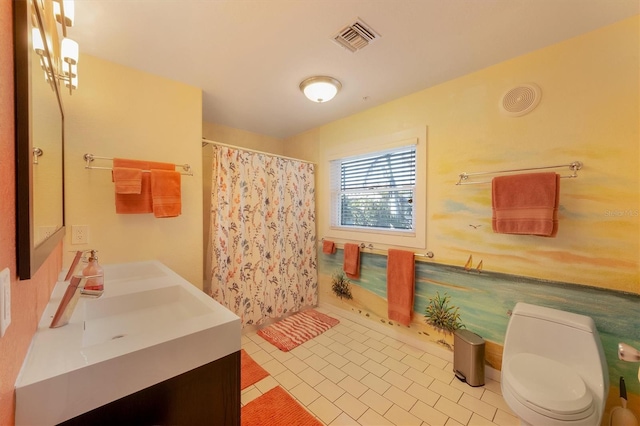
[343,243,360,279]
[492,172,560,237]
[151,169,182,218]
[112,167,142,194]
[387,249,415,326]
[113,158,174,214]
[322,240,336,254]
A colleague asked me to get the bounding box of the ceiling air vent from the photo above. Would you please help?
[332,18,379,53]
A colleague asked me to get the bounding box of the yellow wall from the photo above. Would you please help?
[285,16,640,294]
[64,54,204,288]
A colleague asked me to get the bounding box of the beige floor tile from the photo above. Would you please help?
[358,408,395,426]
[285,355,311,374]
[481,390,514,414]
[298,366,326,387]
[332,331,353,345]
[305,353,331,370]
[329,340,351,355]
[450,377,484,399]
[406,381,440,406]
[240,386,262,406]
[360,389,394,415]
[289,344,314,360]
[429,378,463,403]
[312,343,334,358]
[459,392,496,421]
[381,345,406,360]
[342,361,369,381]
[383,385,418,412]
[344,349,369,366]
[362,358,390,377]
[361,373,392,394]
[316,378,346,402]
[338,375,369,398]
[335,392,369,420]
[482,378,502,395]
[403,367,435,388]
[363,337,387,351]
[329,412,359,426]
[468,412,499,426]
[420,352,450,369]
[401,354,430,372]
[384,404,422,426]
[435,396,472,424]
[444,418,465,426]
[409,400,449,426]
[320,363,349,383]
[426,364,456,384]
[274,368,303,390]
[289,381,321,406]
[308,395,343,425]
[382,370,412,391]
[262,357,287,376]
[348,329,370,343]
[365,329,387,341]
[249,348,274,364]
[363,347,388,363]
[269,348,294,364]
[382,357,410,375]
[254,375,279,393]
[326,352,350,368]
[492,409,520,426]
[346,340,369,353]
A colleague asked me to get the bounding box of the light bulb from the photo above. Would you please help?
[32,28,45,55]
[61,38,79,65]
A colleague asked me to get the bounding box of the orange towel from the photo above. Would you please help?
[322,240,336,254]
[343,243,360,279]
[387,249,415,326]
[492,172,560,237]
[113,158,174,214]
[112,167,142,194]
[151,169,182,218]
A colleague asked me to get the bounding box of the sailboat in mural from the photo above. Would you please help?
[464,255,473,271]
[464,255,483,273]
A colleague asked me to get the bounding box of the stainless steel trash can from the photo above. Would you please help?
[453,329,485,387]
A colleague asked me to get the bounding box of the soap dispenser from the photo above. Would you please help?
[82,250,104,292]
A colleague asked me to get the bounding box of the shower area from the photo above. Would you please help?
[202,141,318,327]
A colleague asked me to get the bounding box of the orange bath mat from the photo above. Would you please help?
[257,309,340,352]
[241,386,322,426]
[241,349,269,390]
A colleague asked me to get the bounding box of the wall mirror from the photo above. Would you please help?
[14,0,65,280]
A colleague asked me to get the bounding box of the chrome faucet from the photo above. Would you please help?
[50,274,104,328]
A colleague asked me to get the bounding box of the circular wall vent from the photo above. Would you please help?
[500,83,542,117]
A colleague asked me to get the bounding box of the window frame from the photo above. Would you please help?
[324,126,427,250]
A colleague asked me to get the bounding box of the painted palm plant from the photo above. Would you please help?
[424,292,464,334]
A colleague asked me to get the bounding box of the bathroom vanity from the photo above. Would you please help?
[15,261,241,425]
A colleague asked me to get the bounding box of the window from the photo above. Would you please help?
[331,145,416,233]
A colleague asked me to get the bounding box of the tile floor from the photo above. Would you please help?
[241,306,520,426]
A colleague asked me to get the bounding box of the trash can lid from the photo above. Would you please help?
[454,329,484,345]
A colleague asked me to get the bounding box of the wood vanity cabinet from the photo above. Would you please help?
[58,351,240,426]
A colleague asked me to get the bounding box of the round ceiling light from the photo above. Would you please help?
[299,76,342,103]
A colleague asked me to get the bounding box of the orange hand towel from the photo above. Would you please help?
[322,240,336,254]
[112,167,142,194]
[150,169,182,218]
[387,249,415,326]
[113,158,174,214]
[492,172,560,237]
[343,243,360,279]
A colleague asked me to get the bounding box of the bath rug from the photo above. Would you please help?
[241,349,269,390]
[257,309,340,352]
[241,386,322,426]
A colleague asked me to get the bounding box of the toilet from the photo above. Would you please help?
[501,303,609,426]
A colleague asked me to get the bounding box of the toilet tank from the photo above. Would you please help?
[503,303,609,400]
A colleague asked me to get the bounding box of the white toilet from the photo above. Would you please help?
[501,302,609,426]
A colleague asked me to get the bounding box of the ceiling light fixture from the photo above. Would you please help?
[299,76,342,103]
[32,0,79,94]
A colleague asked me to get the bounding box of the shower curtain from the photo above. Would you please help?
[208,145,318,327]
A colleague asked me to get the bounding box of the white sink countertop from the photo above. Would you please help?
[15,260,241,425]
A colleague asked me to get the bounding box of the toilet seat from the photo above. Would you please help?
[504,353,594,421]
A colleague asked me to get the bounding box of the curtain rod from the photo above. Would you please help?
[202,138,316,165]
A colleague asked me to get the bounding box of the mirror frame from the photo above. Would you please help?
[14,0,66,280]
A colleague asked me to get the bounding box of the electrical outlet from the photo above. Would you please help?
[0,267,11,337]
[71,225,89,245]
[38,226,57,242]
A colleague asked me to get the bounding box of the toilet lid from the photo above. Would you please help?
[505,353,593,417]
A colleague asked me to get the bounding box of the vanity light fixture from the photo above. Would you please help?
[299,76,342,103]
[32,0,79,94]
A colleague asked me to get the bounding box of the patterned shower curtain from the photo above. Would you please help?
[208,145,318,327]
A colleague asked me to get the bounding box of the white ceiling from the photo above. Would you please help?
[70,0,639,140]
